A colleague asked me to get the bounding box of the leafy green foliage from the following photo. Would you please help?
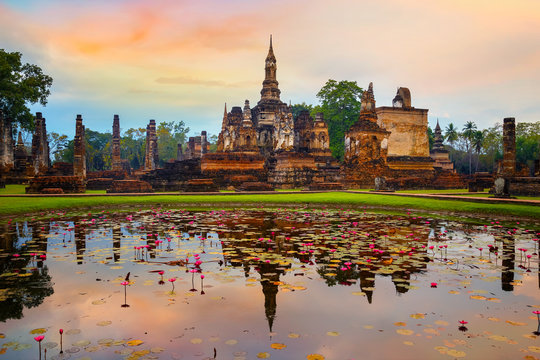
[290,102,313,120]
[0,50,53,130]
[156,121,189,166]
[312,80,363,161]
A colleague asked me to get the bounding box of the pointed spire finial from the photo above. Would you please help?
[270,34,273,50]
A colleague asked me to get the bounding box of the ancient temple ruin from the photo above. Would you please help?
[376,87,434,173]
[493,117,540,196]
[430,120,454,172]
[144,119,158,171]
[73,115,86,178]
[342,82,391,187]
[31,112,50,175]
[112,115,122,171]
[0,110,15,178]
[202,36,340,189]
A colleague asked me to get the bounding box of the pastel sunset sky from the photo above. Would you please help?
[2,0,539,138]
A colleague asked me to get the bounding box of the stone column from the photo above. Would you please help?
[177,143,184,161]
[201,131,208,156]
[31,112,50,175]
[0,110,14,173]
[73,114,86,178]
[144,119,158,170]
[112,115,122,171]
[502,117,516,177]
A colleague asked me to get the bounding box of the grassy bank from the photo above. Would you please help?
[0,192,538,221]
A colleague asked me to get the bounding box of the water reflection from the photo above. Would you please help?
[0,209,539,359]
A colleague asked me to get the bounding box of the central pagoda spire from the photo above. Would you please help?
[260,35,281,102]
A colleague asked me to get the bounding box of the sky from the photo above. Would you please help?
[1,0,540,138]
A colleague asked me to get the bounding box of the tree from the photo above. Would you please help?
[122,127,146,170]
[462,121,477,174]
[312,79,363,161]
[0,50,53,130]
[516,122,540,174]
[472,130,484,173]
[48,132,68,163]
[156,121,189,165]
[444,123,458,147]
[85,129,112,171]
[427,127,434,151]
[291,102,313,121]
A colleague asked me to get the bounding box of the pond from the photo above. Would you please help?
[0,207,539,360]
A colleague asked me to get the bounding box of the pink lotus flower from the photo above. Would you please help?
[431,282,437,288]
[459,320,468,325]
[34,335,44,342]
[121,281,129,286]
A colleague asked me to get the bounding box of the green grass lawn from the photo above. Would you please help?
[0,192,538,223]
[0,184,26,195]
[395,189,476,194]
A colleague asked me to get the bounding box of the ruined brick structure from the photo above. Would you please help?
[111,114,122,171]
[376,88,434,173]
[502,117,516,177]
[207,36,339,189]
[494,117,540,196]
[144,119,158,170]
[342,82,391,187]
[0,110,14,176]
[177,143,184,161]
[31,112,50,175]
[430,120,454,172]
[184,135,210,160]
[73,114,86,178]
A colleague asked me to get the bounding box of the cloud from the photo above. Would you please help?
[2,0,540,137]
[155,76,258,88]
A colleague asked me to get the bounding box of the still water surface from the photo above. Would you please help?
[0,208,539,359]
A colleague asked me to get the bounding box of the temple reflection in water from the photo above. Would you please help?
[0,209,536,328]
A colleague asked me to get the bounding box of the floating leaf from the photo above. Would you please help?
[65,329,81,335]
[257,352,270,358]
[271,343,286,349]
[306,355,325,360]
[396,329,414,335]
[326,331,340,336]
[446,349,466,358]
[126,339,144,346]
[30,328,47,334]
[190,338,203,344]
[488,317,500,322]
[434,346,447,354]
[489,335,509,342]
[151,347,165,353]
[72,340,90,347]
[410,313,425,319]
[505,320,526,326]
[394,322,406,327]
[96,320,112,326]
[288,333,300,338]
[486,297,501,303]
[469,295,486,300]
[91,299,106,305]
[435,320,449,326]
[528,346,540,353]
[225,339,238,345]
[403,341,414,346]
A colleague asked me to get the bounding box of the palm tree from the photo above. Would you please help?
[472,130,485,173]
[462,121,477,175]
[444,123,458,147]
